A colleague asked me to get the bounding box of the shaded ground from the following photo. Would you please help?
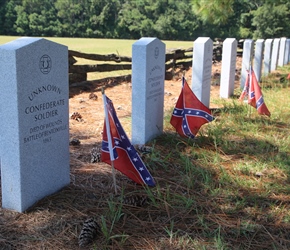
[0,59,245,250]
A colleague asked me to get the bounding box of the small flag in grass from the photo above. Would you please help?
[101,94,155,186]
[170,76,214,138]
[239,67,271,117]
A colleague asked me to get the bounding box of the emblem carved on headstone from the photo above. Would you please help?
[39,54,52,74]
[154,47,159,59]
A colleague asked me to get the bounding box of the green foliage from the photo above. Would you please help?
[0,0,289,39]
[191,0,234,25]
[252,2,290,39]
[118,0,199,40]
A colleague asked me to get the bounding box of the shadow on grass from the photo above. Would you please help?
[1,128,289,249]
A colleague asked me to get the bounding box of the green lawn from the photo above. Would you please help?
[1,36,193,80]
[0,36,193,55]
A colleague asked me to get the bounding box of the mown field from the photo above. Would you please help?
[0,36,193,55]
[0,36,290,249]
[0,36,193,81]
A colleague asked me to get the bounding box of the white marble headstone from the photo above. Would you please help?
[0,37,70,212]
[284,39,290,65]
[278,37,287,67]
[263,39,273,76]
[191,37,213,107]
[253,39,264,82]
[240,39,254,89]
[131,37,165,145]
[220,38,237,98]
[270,38,280,71]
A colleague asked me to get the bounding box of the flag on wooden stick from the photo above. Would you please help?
[101,94,155,186]
[170,77,214,138]
[239,67,271,117]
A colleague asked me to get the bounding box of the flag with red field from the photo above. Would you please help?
[101,95,155,186]
[239,68,271,117]
[170,77,214,138]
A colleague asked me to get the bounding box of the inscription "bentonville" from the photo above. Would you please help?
[23,83,67,144]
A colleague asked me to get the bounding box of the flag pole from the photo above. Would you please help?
[102,87,118,195]
[248,67,253,118]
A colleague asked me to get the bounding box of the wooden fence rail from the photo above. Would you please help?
[69,40,244,85]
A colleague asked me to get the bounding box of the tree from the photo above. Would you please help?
[0,0,20,35]
[252,2,290,39]
[13,0,60,36]
[191,0,234,25]
[118,0,199,40]
[87,0,123,38]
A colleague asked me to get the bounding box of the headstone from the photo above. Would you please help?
[284,39,290,65]
[263,39,273,76]
[0,37,70,212]
[240,39,254,89]
[253,39,264,82]
[191,37,213,107]
[288,39,290,64]
[278,37,287,67]
[270,38,280,71]
[220,38,237,98]
[131,37,165,145]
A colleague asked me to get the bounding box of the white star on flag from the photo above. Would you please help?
[102,94,156,186]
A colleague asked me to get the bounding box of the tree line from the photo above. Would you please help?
[0,0,289,41]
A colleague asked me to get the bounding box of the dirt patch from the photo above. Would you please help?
[0,58,242,250]
[68,58,242,142]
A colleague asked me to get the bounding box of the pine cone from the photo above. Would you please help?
[70,112,83,122]
[135,144,153,154]
[122,194,149,207]
[78,218,100,247]
[91,147,101,163]
[69,138,80,146]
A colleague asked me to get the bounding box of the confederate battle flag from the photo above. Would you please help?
[239,67,271,117]
[170,77,214,138]
[101,95,155,186]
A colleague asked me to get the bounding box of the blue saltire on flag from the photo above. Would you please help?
[170,76,214,138]
[101,95,155,186]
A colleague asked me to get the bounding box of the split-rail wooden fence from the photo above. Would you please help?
[69,40,244,85]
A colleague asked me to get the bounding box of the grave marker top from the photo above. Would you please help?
[240,39,254,89]
[253,39,264,82]
[131,37,165,145]
[0,37,70,212]
[263,39,273,76]
[278,37,287,67]
[284,39,290,65]
[270,38,280,71]
[191,37,213,107]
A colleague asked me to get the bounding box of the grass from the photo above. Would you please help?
[0,36,193,55]
[0,36,290,249]
[121,65,290,249]
[0,36,193,80]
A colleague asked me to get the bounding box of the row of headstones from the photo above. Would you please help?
[240,37,290,91]
[0,36,289,212]
[131,36,290,146]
